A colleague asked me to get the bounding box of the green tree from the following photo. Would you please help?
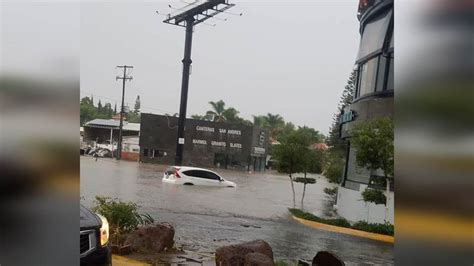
[298,126,324,144]
[81,96,94,106]
[324,153,344,183]
[323,70,356,183]
[278,122,296,140]
[252,115,268,128]
[80,96,98,125]
[299,149,323,208]
[207,100,226,122]
[350,117,394,206]
[126,112,141,123]
[222,107,240,123]
[327,70,355,153]
[134,95,141,113]
[265,113,285,140]
[273,130,312,208]
[97,100,103,113]
[104,103,113,117]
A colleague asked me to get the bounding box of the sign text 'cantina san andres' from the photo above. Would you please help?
[139,113,269,171]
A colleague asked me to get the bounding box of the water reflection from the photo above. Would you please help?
[80,157,393,264]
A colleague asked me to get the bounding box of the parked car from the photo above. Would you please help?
[162,166,237,187]
[80,204,111,265]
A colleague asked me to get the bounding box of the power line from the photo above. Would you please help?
[80,90,176,115]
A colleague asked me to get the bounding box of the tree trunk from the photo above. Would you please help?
[301,172,307,209]
[289,173,296,208]
[385,174,390,221]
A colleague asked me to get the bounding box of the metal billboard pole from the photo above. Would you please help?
[162,0,237,166]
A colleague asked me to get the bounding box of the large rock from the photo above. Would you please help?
[244,252,274,266]
[312,251,345,266]
[124,223,175,253]
[215,240,274,266]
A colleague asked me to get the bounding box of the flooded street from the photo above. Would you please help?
[80,157,393,264]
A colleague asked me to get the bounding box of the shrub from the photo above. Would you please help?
[352,221,394,236]
[324,187,338,196]
[92,196,155,244]
[293,177,316,184]
[324,156,344,183]
[289,208,394,236]
[361,188,386,205]
[274,260,289,266]
[289,208,351,228]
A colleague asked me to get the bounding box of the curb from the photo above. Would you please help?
[112,255,150,266]
[292,216,394,244]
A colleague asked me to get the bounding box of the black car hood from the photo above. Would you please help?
[80,204,100,229]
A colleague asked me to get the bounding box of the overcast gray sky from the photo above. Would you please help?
[80,0,360,135]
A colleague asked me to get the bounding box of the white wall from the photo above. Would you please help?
[335,185,394,224]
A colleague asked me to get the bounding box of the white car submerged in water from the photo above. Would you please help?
[162,166,236,188]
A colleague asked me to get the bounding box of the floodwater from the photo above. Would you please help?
[80,157,394,264]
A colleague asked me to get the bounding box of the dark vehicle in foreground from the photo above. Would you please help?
[80,204,111,265]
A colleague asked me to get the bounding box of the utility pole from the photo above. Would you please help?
[174,18,194,166]
[116,65,133,160]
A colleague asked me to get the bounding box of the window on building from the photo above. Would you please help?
[345,146,371,184]
[153,149,163,158]
[356,9,393,61]
[386,53,394,91]
[376,56,387,92]
[357,57,378,97]
[143,149,148,157]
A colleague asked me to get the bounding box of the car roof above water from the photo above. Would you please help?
[170,166,219,173]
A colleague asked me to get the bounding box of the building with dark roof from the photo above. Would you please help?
[139,113,269,171]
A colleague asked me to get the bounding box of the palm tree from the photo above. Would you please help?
[207,100,226,122]
[252,115,268,128]
[265,113,285,140]
[222,107,240,123]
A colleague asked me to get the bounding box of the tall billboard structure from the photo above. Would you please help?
[163,0,236,166]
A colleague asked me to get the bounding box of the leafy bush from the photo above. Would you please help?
[293,177,316,184]
[289,208,394,236]
[92,196,155,244]
[352,221,394,236]
[289,208,351,228]
[361,188,386,205]
[324,156,344,183]
[274,260,289,266]
[324,187,338,196]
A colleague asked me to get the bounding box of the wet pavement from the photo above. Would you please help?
[80,157,394,264]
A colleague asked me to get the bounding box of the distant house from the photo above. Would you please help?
[310,143,329,151]
[82,119,140,160]
[83,118,140,145]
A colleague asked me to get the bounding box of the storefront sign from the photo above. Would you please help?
[211,141,226,147]
[196,126,241,136]
[340,110,356,124]
[252,147,266,155]
[192,139,207,145]
[230,143,242,148]
[196,126,214,132]
[227,129,241,136]
[258,131,265,146]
